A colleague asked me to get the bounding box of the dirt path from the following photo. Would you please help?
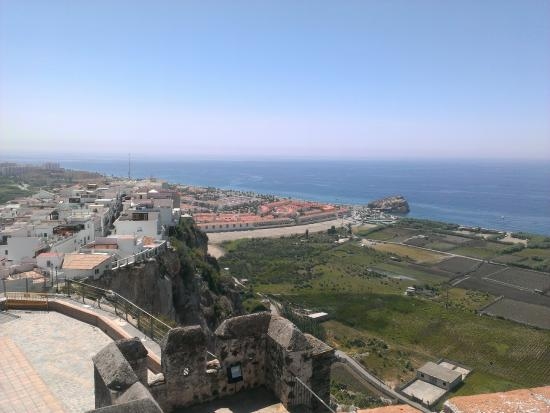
[207,219,375,257]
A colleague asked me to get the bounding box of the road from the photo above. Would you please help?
[334,350,432,413]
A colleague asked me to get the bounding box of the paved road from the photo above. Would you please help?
[334,350,432,413]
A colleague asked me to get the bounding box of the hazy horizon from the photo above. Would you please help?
[1,1,549,159]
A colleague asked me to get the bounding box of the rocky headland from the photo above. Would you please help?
[367,195,410,214]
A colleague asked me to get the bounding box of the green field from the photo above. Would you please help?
[0,177,32,203]
[219,232,550,395]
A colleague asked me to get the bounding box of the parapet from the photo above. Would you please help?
[267,315,312,351]
[89,338,162,413]
[92,313,334,413]
[214,311,271,339]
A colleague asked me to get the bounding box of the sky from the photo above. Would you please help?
[1,0,549,160]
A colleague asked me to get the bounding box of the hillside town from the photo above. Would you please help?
[0,166,355,290]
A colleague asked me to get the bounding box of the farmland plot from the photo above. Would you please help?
[435,257,479,275]
[485,268,550,291]
[483,298,550,330]
[470,262,505,278]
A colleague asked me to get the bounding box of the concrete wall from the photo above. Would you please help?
[6,237,43,262]
[114,219,159,238]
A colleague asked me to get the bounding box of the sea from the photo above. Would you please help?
[40,158,549,237]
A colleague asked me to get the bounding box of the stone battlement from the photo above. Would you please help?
[89,312,334,413]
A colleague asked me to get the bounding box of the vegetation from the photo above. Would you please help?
[0,177,32,203]
[219,232,550,395]
[169,217,224,292]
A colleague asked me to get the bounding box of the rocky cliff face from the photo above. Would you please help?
[89,218,242,336]
[367,195,410,213]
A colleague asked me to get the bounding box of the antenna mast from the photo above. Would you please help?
[128,153,131,179]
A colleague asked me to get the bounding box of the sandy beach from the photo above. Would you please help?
[207,219,376,258]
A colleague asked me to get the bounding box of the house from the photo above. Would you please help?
[61,253,112,280]
[417,362,462,391]
[36,252,65,271]
[113,209,161,238]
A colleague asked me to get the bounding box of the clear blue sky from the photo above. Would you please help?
[1,0,549,159]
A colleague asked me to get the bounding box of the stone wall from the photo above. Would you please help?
[93,312,334,413]
[88,338,162,413]
[150,312,334,412]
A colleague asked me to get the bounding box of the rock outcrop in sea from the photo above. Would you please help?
[368,195,410,213]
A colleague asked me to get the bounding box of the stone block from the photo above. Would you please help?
[214,312,271,339]
[85,398,163,413]
[116,338,149,384]
[268,316,312,351]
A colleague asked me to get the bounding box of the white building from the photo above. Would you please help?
[61,253,112,280]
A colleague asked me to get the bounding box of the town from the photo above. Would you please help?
[0,161,397,287]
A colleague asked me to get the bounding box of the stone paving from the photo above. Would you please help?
[64,296,162,358]
[0,336,66,413]
[0,310,113,413]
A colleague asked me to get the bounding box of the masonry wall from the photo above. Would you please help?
[147,312,334,413]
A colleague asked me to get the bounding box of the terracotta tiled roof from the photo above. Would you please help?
[443,386,550,413]
[62,253,111,270]
[357,406,421,413]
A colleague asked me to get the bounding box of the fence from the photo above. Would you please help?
[3,292,53,310]
[110,241,168,270]
[289,376,335,413]
[65,279,172,343]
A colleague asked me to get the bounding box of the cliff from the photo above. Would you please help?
[368,195,410,213]
[89,218,242,335]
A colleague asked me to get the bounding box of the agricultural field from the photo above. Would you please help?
[484,267,550,291]
[219,232,550,396]
[367,242,447,264]
[482,298,550,330]
[449,241,509,260]
[434,257,479,275]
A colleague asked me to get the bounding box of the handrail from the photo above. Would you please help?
[292,376,335,413]
[66,279,172,343]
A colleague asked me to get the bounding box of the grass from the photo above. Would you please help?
[0,177,32,203]
[220,232,550,398]
[287,292,550,389]
[369,243,447,264]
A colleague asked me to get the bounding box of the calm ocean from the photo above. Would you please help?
[51,158,550,236]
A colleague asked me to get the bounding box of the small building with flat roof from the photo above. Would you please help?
[61,253,112,280]
[417,361,462,391]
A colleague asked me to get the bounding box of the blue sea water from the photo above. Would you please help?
[51,158,550,236]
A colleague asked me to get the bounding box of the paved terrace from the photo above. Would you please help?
[0,296,288,413]
[0,310,112,413]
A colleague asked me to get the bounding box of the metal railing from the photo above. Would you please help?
[110,241,167,270]
[3,292,53,310]
[290,376,335,413]
[66,279,172,343]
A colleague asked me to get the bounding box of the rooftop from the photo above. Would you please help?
[62,253,111,270]
[358,406,421,413]
[443,386,550,413]
[418,361,462,383]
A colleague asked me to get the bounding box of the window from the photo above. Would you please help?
[95,269,100,274]
[4,250,7,255]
